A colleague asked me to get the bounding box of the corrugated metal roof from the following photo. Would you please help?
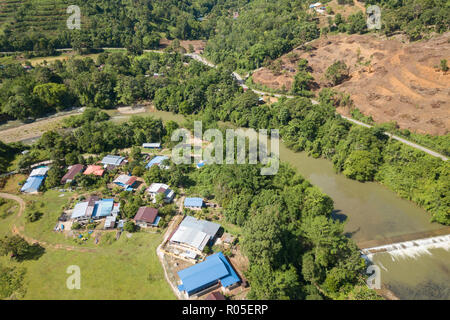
[104,216,116,228]
[177,252,240,295]
[171,226,209,250]
[20,176,45,193]
[93,199,114,217]
[145,156,169,169]
[147,183,169,193]
[180,215,220,239]
[61,164,84,183]
[101,155,125,166]
[134,207,158,224]
[29,166,49,177]
[71,201,89,219]
[184,197,204,208]
[84,165,104,176]
[142,143,161,148]
[113,174,131,185]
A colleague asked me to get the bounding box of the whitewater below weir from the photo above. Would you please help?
[361,234,450,261]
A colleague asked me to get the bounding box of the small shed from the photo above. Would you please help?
[142,143,161,149]
[184,197,204,209]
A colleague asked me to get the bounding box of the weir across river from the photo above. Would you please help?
[360,231,450,260]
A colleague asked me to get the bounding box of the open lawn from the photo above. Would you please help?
[0,231,175,299]
[0,189,176,299]
[0,198,18,220]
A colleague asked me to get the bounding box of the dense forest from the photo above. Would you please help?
[0,0,247,53]
[1,0,448,58]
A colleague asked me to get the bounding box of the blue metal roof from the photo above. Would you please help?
[145,156,168,169]
[184,197,204,208]
[92,199,114,217]
[20,176,45,193]
[101,155,125,166]
[177,252,240,295]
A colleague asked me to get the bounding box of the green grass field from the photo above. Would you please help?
[0,189,176,300]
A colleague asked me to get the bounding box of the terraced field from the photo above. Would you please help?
[0,0,71,35]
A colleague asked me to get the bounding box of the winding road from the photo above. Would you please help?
[1,47,447,161]
[186,53,448,161]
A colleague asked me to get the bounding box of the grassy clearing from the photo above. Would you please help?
[21,190,79,246]
[0,231,175,300]
[0,189,176,299]
[0,198,18,220]
[0,174,27,194]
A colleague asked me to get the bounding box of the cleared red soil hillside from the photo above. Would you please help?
[252,33,450,135]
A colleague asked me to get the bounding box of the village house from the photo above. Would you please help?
[101,155,126,168]
[145,155,170,169]
[170,215,220,254]
[142,142,161,149]
[71,196,117,221]
[146,183,175,203]
[133,206,160,228]
[113,174,138,191]
[20,166,49,193]
[83,165,105,176]
[61,164,84,184]
[184,197,204,210]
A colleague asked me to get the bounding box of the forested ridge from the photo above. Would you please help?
[1,0,448,57]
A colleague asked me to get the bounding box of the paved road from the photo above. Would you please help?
[341,115,449,161]
[186,54,448,161]
[6,47,448,161]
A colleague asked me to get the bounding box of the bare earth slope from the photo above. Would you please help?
[252,33,450,135]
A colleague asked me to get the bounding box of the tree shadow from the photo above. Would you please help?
[16,243,46,262]
[331,209,347,223]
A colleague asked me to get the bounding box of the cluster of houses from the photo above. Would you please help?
[19,147,243,298]
[163,214,241,298]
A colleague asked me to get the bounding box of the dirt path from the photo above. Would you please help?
[156,214,185,300]
[0,192,97,253]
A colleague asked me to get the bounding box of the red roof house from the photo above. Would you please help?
[61,164,84,184]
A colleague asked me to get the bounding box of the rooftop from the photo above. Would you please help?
[177,252,240,296]
[145,156,169,169]
[184,197,204,208]
[101,155,125,166]
[142,143,161,148]
[133,207,158,224]
[61,164,84,183]
[20,176,45,193]
[29,166,49,177]
[113,174,137,186]
[170,216,220,251]
[84,165,104,176]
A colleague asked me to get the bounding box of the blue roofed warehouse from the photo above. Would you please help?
[177,252,240,297]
